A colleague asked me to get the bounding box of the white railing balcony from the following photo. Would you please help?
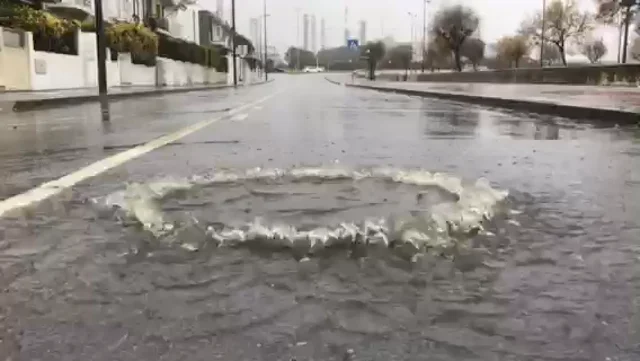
[46,0,94,18]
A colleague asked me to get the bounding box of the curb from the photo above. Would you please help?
[324,77,343,86]
[2,80,273,113]
[344,83,640,125]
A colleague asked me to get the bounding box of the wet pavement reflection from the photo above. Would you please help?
[1,74,639,361]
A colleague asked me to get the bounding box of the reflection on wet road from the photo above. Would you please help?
[1,74,640,361]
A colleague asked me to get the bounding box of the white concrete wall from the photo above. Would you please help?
[245,61,261,84]
[106,52,121,87]
[77,32,122,87]
[80,31,97,88]
[207,68,226,84]
[28,31,122,90]
[157,56,226,86]
[0,27,32,90]
[225,55,262,86]
[2,27,228,90]
[118,53,156,86]
[30,51,85,89]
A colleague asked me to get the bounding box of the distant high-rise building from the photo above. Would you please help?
[311,15,317,52]
[216,0,224,20]
[320,18,326,50]
[249,17,264,60]
[257,17,263,59]
[344,6,349,45]
[250,17,259,47]
[303,14,310,50]
[359,20,367,45]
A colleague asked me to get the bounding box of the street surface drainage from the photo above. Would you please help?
[91,166,515,261]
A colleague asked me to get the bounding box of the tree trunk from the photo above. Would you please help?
[558,45,567,66]
[369,61,375,81]
[621,6,632,63]
[454,49,462,71]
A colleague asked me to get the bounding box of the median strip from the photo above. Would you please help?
[341,81,639,125]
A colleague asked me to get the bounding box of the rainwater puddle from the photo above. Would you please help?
[91,166,512,262]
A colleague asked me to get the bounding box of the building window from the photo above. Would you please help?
[216,26,223,40]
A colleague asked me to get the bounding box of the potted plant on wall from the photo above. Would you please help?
[106,21,158,66]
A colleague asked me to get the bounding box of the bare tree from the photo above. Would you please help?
[521,0,593,66]
[460,37,485,70]
[542,42,563,65]
[431,5,480,71]
[496,35,530,68]
[581,38,607,63]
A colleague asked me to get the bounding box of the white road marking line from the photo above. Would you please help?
[231,113,249,121]
[0,93,279,218]
[253,106,263,110]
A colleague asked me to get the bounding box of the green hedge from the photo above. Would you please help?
[413,64,640,85]
[0,2,78,55]
[70,16,224,70]
[157,32,220,68]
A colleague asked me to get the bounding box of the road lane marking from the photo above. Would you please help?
[0,93,279,218]
[231,113,249,121]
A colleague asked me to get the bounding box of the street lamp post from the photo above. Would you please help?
[295,8,301,71]
[539,0,546,67]
[408,12,415,73]
[263,0,268,81]
[231,0,237,86]
[618,11,624,62]
[421,0,430,73]
[620,0,637,64]
[94,0,109,121]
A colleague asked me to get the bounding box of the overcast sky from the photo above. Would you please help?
[198,0,628,61]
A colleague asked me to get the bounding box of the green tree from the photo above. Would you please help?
[460,37,485,70]
[361,41,386,80]
[431,5,480,71]
[316,46,361,70]
[284,47,316,69]
[424,37,452,71]
[520,0,593,66]
[381,44,412,79]
[581,38,607,63]
[496,35,530,68]
[381,45,412,69]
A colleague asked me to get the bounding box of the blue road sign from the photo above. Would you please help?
[347,39,359,51]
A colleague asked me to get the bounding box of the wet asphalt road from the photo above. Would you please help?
[1,74,640,361]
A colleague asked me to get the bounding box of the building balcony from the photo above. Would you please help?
[45,0,93,21]
[147,17,170,32]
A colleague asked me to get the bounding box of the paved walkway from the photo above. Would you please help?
[0,84,228,102]
[352,80,640,113]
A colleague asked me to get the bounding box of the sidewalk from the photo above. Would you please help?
[344,79,640,124]
[0,83,236,113]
